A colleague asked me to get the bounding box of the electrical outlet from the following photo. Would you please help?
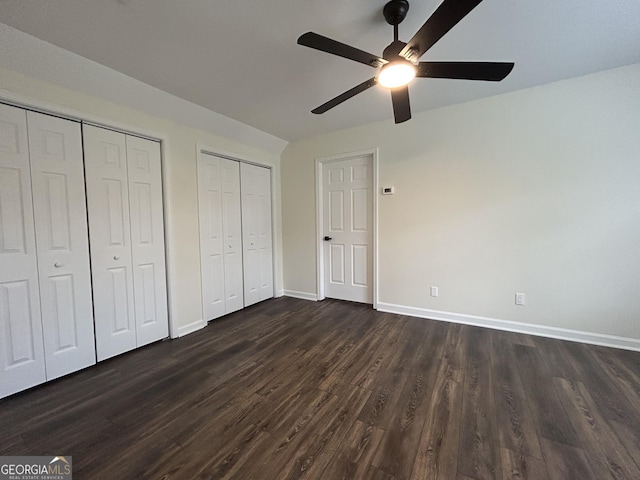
[430,286,439,297]
[515,293,526,306]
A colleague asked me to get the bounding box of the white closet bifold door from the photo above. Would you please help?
[198,153,226,321]
[84,125,137,361]
[85,125,168,361]
[220,158,244,314]
[27,111,96,379]
[241,163,273,306]
[0,104,46,397]
[198,153,243,321]
[126,135,168,346]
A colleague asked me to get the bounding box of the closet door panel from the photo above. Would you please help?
[126,136,168,346]
[27,111,96,379]
[220,159,243,314]
[84,125,136,361]
[0,104,46,397]
[198,153,226,320]
[241,164,260,306]
[255,166,274,301]
[241,163,273,307]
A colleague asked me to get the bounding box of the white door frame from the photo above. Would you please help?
[315,149,378,308]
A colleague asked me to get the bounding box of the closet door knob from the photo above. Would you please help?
[54,262,62,268]
[113,255,120,260]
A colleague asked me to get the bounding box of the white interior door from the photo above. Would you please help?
[27,111,96,379]
[84,125,137,361]
[220,158,244,313]
[0,103,46,397]
[198,153,226,320]
[255,166,274,302]
[198,153,243,320]
[126,135,168,346]
[322,155,373,303]
[241,163,273,306]
[241,164,260,306]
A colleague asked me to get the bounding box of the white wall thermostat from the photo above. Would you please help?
[382,186,395,195]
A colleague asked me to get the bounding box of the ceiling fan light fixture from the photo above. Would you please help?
[377,60,416,88]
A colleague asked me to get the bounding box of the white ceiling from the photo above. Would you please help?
[1,0,639,142]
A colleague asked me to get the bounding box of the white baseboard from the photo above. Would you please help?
[376,302,640,352]
[283,290,318,301]
[275,289,285,298]
[176,319,207,338]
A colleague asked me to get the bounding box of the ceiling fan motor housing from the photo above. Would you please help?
[383,0,410,26]
[383,40,408,62]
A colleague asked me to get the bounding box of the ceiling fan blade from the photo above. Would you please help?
[298,32,386,68]
[311,77,378,114]
[400,0,484,61]
[390,86,411,124]
[417,61,514,81]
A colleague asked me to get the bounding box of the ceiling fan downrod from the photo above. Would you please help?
[382,0,412,62]
[383,0,409,42]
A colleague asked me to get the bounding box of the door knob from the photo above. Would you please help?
[113,255,120,260]
[54,262,62,268]
[324,236,332,241]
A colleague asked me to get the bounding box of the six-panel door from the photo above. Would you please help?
[220,158,244,314]
[198,154,226,320]
[198,153,244,321]
[84,125,137,361]
[323,155,373,304]
[27,111,96,379]
[0,104,47,397]
[241,163,274,307]
[126,135,169,346]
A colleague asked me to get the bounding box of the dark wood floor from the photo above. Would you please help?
[1,297,640,479]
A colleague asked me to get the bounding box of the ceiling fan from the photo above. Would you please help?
[297,0,514,124]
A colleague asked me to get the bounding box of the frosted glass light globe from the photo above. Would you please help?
[378,61,416,88]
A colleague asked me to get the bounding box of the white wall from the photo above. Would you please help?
[0,24,286,336]
[281,64,640,348]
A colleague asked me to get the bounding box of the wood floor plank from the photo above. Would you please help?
[409,334,464,480]
[371,320,448,479]
[513,343,581,447]
[540,439,598,480]
[491,333,543,459]
[531,336,581,379]
[410,324,466,480]
[231,389,342,479]
[365,464,397,480]
[1,296,640,480]
[609,419,640,472]
[456,328,502,480]
[499,447,549,479]
[552,377,640,478]
[591,346,640,416]
[562,341,640,434]
[321,419,386,480]
[277,386,371,480]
